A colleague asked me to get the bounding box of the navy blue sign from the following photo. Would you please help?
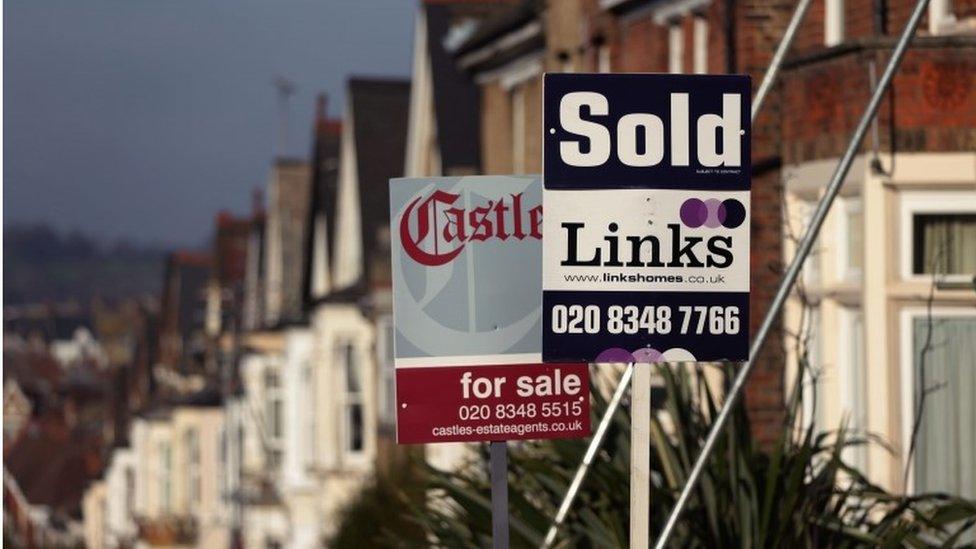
[542,74,752,364]
[543,73,751,191]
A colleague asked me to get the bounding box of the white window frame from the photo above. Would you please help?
[692,14,708,74]
[668,22,684,74]
[928,0,957,34]
[899,190,976,283]
[263,365,283,466]
[825,0,844,46]
[337,337,367,464]
[837,196,863,282]
[898,306,976,492]
[792,197,822,287]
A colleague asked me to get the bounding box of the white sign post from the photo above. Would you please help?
[630,363,652,549]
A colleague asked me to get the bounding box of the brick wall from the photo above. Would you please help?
[735,0,792,447]
[682,14,696,71]
[782,43,976,165]
[617,15,668,72]
[793,0,825,54]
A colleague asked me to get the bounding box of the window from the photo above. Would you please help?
[340,342,365,454]
[825,0,844,46]
[900,191,976,281]
[692,15,708,74]
[264,367,283,466]
[839,198,863,280]
[159,441,172,512]
[912,214,976,276]
[377,317,396,426]
[185,428,200,506]
[839,309,866,470]
[906,315,976,503]
[125,467,135,515]
[302,362,317,466]
[218,427,226,496]
[668,23,684,73]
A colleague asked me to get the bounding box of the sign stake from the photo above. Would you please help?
[630,363,652,549]
[490,441,509,549]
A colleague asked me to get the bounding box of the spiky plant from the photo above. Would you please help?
[413,363,976,548]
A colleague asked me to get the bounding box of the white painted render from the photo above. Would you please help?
[783,151,976,493]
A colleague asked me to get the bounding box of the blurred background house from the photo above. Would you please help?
[778,0,976,499]
[3,0,974,547]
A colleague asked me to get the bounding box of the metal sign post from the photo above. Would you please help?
[653,0,931,546]
[490,441,510,549]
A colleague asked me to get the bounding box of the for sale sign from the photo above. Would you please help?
[390,175,589,444]
[542,74,751,363]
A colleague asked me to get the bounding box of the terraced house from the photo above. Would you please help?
[76,1,974,546]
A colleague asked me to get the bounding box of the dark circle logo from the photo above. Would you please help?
[720,198,746,228]
[680,198,745,229]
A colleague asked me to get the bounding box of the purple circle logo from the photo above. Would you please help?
[680,198,745,229]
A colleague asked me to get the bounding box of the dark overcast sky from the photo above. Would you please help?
[4,0,415,246]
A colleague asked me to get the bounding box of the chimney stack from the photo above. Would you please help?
[316,93,328,121]
[251,188,264,217]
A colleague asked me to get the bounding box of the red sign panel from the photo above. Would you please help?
[396,363,590,444]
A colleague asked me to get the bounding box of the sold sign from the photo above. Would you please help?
[542,74,752,364]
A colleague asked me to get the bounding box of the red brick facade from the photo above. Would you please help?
[467,0,973,446]
[574,0,974,447]
[783,30,976,165]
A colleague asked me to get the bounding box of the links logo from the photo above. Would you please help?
[680,198,746,229]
